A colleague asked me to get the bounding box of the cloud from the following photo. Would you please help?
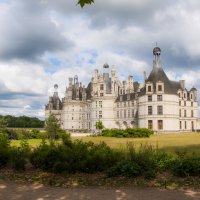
[0,0,199,118]
[0,0,74,62]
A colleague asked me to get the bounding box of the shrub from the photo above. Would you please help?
[171,156,200,177]
[0,133,11,168]
[107,144,157,179]
[102,128,154,138]
[10,138,31,171]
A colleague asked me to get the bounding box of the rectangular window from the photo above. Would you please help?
[148,95,152,102]
[128,101,130,107]
[100,84,104,90]
[180,121,182,129]
[179,101,181,106]
[148,106,152,115]
[179,109,181,117]
[132,109,134,117]
[132,101,134,106]
[124,102,126,107]
[99,101,102,108]
[157,105,163,115]
[157,95,162,101]
[128,110,130,118]
[191,102,193,107]
[148,120,153,129]
[148,85,151,92]
[117,103,119,107]
[191,110,194,117]
[184,110,186,117]
[185,121,187,129]
[120,110,122,118]
[120,96,123,101]
[117,111,119,118]
[127,94,130,100]
[158,120,163,130]
[124,110,126,118]
[100,93,104,97]
[192,121,194,130]
[158,85,162,91]
[184,101,186,106]
[99,110,102,119]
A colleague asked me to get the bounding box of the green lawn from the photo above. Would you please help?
[11,132,200,154]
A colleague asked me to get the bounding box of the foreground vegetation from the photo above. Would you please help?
[1,132,200,180]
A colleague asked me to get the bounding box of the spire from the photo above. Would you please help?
[53,84,58,97]
[153,46,161,68]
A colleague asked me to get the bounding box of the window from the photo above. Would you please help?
[124,102,126,107]
[124,110,126,118]
[117,111,119,118]
[117,103,119,107]
[148,95,152,102]
[179,101,181,106]
[100,84,104,90]
[178,93,181,98]
[157,106,163,115]
[148,85,152,92]
[179,109,181,117]
[72,117,74,120]
[157,95,162,101]
[191,110,194,117]
[99,101,102,108]
[127,94,130,100]
[148,120,153,129]
[190,94,193,99]
[148,106,152,115]
[120,110,122,118]
[158,120,163,130]
[99,111,102,119]
[158,85,162,91]
[191,102,193,107]
[120,96,123,101]
[100,93,104,97]
[132,101,134,106]
[184,101,186,106]
[132,109,134,117]
[184,110,186,117]
[185,121,187,129]
[192,121,194,130]
[180,121,182,129]
[128,110,130,118]
[184,93,186,98]
[128,101,130,107]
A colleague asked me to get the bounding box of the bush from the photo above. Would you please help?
[107,144,157,179]
[30,136,122,174]
[0,133,11,168]
[102,128,154,138]
[171,156,200,177]
[10,138,31,170]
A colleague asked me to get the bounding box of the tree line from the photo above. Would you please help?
[0,115,44,128]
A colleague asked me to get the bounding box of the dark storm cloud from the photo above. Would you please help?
[0,0,73,62]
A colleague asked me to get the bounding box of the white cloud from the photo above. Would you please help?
[0,0,200,118]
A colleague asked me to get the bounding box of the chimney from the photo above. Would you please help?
[179,80,185,90]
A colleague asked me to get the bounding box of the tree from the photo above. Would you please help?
[77,0,94,8]
[45,115,61,140]
[0,117,8,133]
[95,121,104,133]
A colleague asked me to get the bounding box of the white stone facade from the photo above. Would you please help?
[45,47,199,133]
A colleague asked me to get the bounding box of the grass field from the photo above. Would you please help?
[11,132,200,154]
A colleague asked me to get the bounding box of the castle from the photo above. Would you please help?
[45,47,198,133]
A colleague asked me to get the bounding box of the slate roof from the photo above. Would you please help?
[139,66,182,96]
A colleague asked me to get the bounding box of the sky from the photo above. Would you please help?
[0,0,200,119]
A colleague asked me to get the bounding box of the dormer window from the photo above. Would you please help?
[158,85,162,91]
[148,85,152,92]
[156,82,164,93]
